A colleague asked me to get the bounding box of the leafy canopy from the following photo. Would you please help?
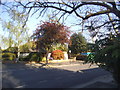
[69,32,87,54]
[85,33,120,71]
[32,21,70,52]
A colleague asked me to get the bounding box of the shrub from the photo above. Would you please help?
[42,57,46,62]
[51,50,64,60]
[2,53,16,60]
[19,52,42,62]
[30,53,38,61]
[86,53,95,63]
[19,53,30,61]
[84,34,120,87]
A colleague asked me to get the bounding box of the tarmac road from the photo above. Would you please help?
[2,62,111,88]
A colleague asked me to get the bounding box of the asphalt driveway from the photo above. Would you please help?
[2,62,111,88]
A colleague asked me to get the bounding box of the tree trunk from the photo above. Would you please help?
[45,46,51,64]
[45,50,49,64]
[17,45,20,62]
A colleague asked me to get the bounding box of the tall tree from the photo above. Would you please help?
[69,32,87,54]
[2,10,30,58]
[32,21,70,63]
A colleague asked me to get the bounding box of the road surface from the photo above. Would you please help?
[2,62,110,88]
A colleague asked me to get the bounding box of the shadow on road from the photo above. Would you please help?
[2,63,111,88]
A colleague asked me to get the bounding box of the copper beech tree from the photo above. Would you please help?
[32,21,70,62]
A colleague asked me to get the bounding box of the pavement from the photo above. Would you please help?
[25,60,118,88]
[2,60,118,88]
[72,74,117,88]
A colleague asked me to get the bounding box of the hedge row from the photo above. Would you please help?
[19,52,42,62]
[2,53,16,60]
[2,52,42,62]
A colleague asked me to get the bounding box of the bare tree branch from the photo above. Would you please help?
[84,10,111,20]
[1,1,120,33]
[17,1,120,19]
[86,19,120,29]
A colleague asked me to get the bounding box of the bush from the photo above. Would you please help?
[19,52,42,62]
[86,53,95,63]
[2,53,16,60]
[51,50,64,60]
[76,54,87,60]
[42,57,46,62]
[19,54,30,61]
[30,53,39,62]
[84,34,120,87]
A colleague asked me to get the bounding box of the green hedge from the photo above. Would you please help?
[19,54,30,61]
[30,53,42,62]
[19,52,42,62]
[2,53,16,60]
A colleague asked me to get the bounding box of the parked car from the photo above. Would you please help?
[76,52,92,60]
